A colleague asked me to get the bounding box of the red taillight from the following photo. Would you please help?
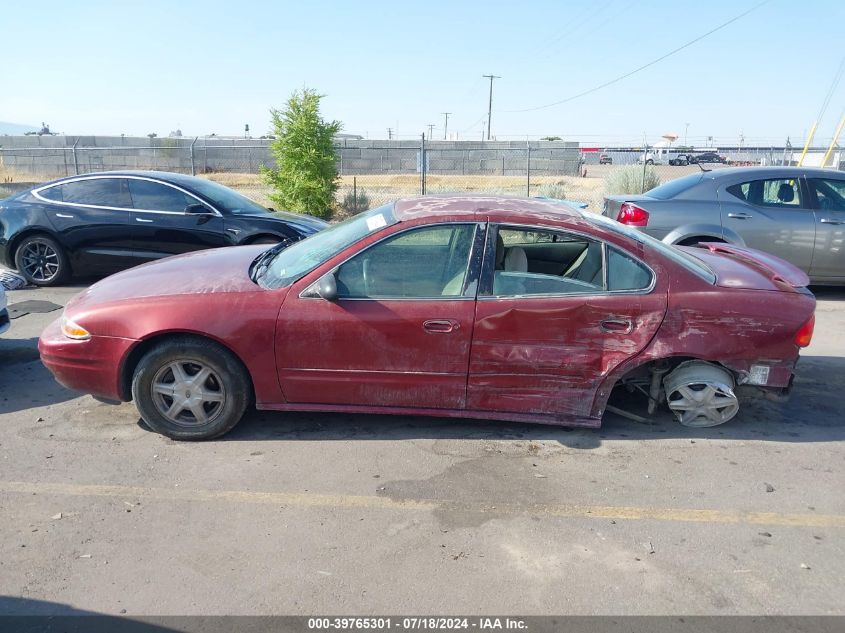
[616,202,650,227]
[795,314,815,348]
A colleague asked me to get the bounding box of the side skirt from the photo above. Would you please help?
[255,402,602,428]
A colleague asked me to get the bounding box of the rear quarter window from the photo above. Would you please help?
[646,173,703,200]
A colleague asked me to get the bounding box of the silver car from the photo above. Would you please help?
[604,166,845,284]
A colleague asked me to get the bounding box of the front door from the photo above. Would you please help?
[467,225,666,419]
[127,178,228,260]
[807,176,845,282]
[276,222,484,409]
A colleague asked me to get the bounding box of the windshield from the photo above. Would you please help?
[188,178,271,215]
[256,204,397,288]
[584,212,716,283]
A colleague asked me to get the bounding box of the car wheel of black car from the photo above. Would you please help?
[14,235,70,286]
[132,337,252,441]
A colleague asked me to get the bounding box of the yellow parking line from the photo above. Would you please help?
[2,480,843,528]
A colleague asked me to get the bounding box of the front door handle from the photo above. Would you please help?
[135,217,154,223]
[600,319,634,334]
[423,319,459,333]
[819,218,844,225]
[727,212,753,219]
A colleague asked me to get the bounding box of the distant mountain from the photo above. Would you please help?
[0,121,39,135]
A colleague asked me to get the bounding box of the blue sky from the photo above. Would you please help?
[3,0,844,146]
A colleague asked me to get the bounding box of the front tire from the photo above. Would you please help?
[131,338,251,440]
[15,235,70,286]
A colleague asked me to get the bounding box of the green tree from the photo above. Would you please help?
[261,88,341,219]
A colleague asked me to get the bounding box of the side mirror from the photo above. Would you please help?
[303,272,338,301]
[185,203,214,215]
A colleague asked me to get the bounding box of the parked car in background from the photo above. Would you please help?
[40,196,814,440]
[689,151,727,164]
[599,152,613,165]
[0,171,328,286]
[0,286,9,335]
[669,154,692,166]
[603,166,845,284]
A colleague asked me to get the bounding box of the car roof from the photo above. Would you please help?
[393,195,585,226]
[702,166,843,180]
[36,170,202,189]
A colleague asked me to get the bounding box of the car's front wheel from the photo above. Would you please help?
[15,235,70,286]
[131,337,251,440]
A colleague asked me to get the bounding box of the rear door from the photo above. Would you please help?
[718,175,815,271]
[467,225,666,420]
[127,178,229,260]
[35,176,135,272]
[807,176,845,281]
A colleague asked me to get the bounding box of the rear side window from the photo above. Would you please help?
[128,179,195,212]
[727,178,804,208]
[39,178,132,208]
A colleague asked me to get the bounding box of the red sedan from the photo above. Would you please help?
[39,197,816,440]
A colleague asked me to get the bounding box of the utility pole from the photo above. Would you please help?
[427,123,435,138]
[684,122,689,147]
[442,112,451,140]
[387,128,393,140]
[482,74,500,141]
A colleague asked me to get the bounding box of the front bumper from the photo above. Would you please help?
[38,317,137,401]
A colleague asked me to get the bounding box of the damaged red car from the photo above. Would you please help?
[39,196,815,440]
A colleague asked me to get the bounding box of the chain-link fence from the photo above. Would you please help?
[2,137,841,214]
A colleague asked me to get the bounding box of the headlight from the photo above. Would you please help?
[61,316,91,340]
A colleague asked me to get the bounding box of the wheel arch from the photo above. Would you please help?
[662,223,744,246]
[6,227,63,268]
[119,331,256,403]
[592,353,742,418]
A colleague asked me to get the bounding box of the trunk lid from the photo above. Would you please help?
[680,242,810,291]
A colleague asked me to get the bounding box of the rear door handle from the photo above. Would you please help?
[819,218,844,225]
[423,319,459,333]
[727,212,753,219]
[600,319,634,334]
[135,217,154,223]
[55,213,74,219]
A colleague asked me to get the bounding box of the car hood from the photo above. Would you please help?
[239,210,328,235]
[68,245,269,309]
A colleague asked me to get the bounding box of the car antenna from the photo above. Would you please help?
[697,162,712,172]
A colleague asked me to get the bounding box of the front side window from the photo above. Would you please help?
[128,179,196,212]
[809,178,845,211]
[336,224,477,299]
[39,178,131,208]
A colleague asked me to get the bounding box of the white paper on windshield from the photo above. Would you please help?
[366,214,387,231]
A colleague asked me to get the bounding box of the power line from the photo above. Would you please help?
[815,54,845,125]
[504,0,771,114]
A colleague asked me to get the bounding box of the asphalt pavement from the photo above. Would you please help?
[0,281,843,616]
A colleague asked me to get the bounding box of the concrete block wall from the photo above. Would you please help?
[0,136,581,179]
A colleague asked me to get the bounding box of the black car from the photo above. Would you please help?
[689,152,727,164]
[0,171,328,285]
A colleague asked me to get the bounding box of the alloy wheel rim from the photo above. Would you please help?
[666,382,739,428]
[151,360,226,427]
[21,242,60,282]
